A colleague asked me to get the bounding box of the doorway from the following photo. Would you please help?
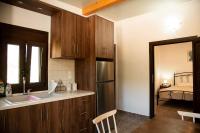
[149,36,200,118]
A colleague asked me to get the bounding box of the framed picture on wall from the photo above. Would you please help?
[188,50,193,62]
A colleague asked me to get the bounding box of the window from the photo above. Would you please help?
[7,44,20,84]
[6,44,44,85]
[30,46,41,83]
[0,23,48,93]
[6,44,46,93]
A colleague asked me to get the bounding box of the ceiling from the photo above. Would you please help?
[59,0,191,21]
[59,0,96,8]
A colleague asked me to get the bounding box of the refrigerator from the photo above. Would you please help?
[96,61,115,116]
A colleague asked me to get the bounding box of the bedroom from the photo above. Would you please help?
[154,41,193,119]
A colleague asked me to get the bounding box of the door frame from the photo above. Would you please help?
[149,36,198,118]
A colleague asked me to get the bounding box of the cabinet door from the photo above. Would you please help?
[29,104,47,133]
[62,99,73,133]
[61,11,77,58]
[95,16,114,59]
[72,96,95,133]
[76,16,88,58]
[0,110,6,133]
[6,107,31,133]
[51,11,62,58]
[193,38,200,113]
[45,101,63,133]
[104,21,114,59]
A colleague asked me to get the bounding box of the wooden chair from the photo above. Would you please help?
[92,109,118,133]
[177,111,200,123]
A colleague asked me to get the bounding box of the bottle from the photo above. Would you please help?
[0,80,5,97]
[66,82,72,92]
[6,84,12,97]
[72,82,77,92]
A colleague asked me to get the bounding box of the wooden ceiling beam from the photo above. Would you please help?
[82,0,124,16]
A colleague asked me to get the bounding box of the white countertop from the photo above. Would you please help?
[0,90,95,111]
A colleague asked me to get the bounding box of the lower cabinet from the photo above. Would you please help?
[0,95,95,133]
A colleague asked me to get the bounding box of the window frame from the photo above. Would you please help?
[0,22,48,93]
[1,40,26,93]
[25,42,48,92]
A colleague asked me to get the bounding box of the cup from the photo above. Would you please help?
[66,83,72,92]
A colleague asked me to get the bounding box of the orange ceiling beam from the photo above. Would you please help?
[82,0,124,16]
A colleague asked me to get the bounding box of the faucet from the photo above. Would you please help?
[23,76,26,95]
[23,77,31,95]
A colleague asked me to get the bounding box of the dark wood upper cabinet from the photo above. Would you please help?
[90,16,114,59]
[51,10,87,59]
[76,16,89,58]
[61,11,77,58]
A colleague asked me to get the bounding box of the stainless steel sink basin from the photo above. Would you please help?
[5,95,41,104]
[31,92,61,99]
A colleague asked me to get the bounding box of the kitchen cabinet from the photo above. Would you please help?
[46,101,64,133]
[0,110,6,133]
[90,15,114,59]
[6,106,31,133]
[0,95,95,133]
[29,104,47,133]
[51,10,88,59]
[76,15,89,58]
[72,96,95,133]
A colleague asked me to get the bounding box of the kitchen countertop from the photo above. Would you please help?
[0,90,95,111]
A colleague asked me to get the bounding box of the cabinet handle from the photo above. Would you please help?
[3,115,5,130]
[80,128,87,132]
[41,109,43,121]
[106,49,108,56]
[46,109,49,120]
[74,45,76,55]
[80,112,87,116]
[77,45,79,56]
[80,112,89,119]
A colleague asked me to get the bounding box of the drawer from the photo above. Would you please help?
[77,96,90,114]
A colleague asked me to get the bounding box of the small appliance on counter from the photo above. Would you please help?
[56,80,66,92]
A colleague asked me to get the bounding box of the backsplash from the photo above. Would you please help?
[48,59,75,85]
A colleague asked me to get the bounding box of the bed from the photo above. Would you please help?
[157,72,193,104]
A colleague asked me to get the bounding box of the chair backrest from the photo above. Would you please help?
[93,109,118,133]
[177,111,200,123]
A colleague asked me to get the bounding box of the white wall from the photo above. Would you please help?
[115,0,200,116]
[154,42,192,94]
[0,2,75,85]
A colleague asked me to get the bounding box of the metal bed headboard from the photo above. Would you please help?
[173,72,193,86]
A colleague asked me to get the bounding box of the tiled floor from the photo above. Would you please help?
[156,100,193,120]
[113,110,149,133]
[112,100,194,133]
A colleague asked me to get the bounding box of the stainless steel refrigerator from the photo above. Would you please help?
[96,61,115,116]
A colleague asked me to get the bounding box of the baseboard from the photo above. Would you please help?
[117,109,149,119]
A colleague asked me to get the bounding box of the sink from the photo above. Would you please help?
[4,92,61,105]
[5,95,41,104]
[31,92,61,99]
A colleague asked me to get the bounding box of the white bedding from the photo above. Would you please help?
[159,85,193,101]
[160,85,193,93]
